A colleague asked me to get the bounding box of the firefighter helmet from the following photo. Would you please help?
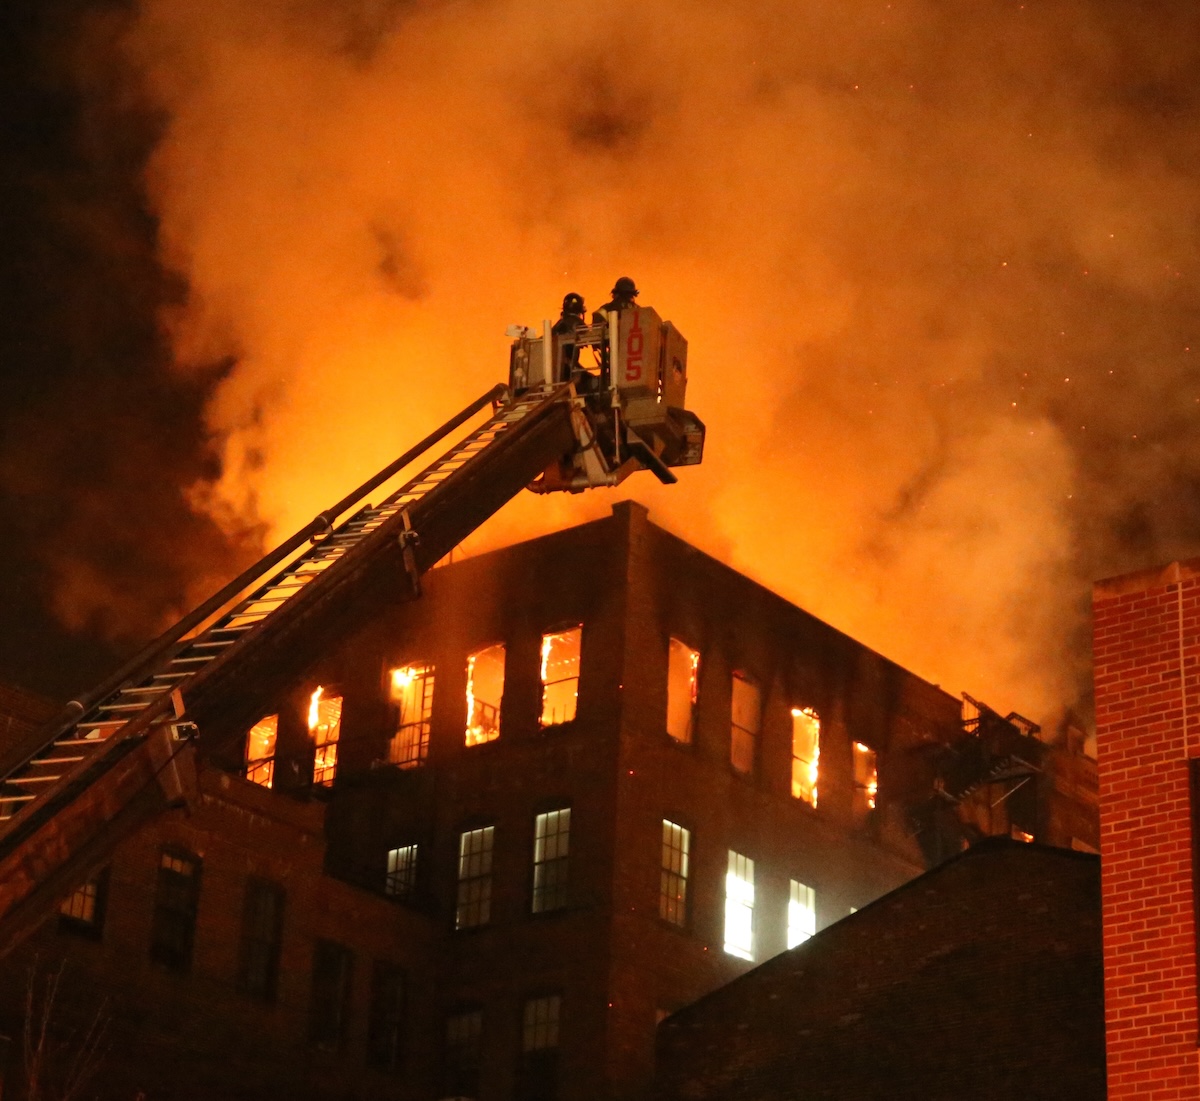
[562,292,585,315]
[611,277,638,299]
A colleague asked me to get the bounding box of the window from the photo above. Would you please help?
[659,820,690,926]
[310,939,353,1050]
[442,1008,483,1099]
[532,809,570,913]
[390,664,434,767]
[517,994,562,1101]
[791,707,820,807]
[367,960,406,1071]
[730,674,761,775]
[308,687,342,787]
[244,714,278,788]
[150,850,202,972]
[853,742,878,816]
[787,880,816,949]
[385,844,418,900]
[456,826,495,929]
[466,644,505,745]
[540,626,581,727]
[237,878,285,1000]
[666,639,699,743]
[723,850,755,961]
[58,867,108,939]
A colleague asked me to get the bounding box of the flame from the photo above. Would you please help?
[391,666,416,691]
[308,685,322,730]
[688,648,699,704]
[540,634,552,683]
[465,652,480,742]
[790,707,820,808]
[854,741,878,810]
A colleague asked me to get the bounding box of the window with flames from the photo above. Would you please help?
[466,644,505,746]
[308,688,342,787]
[390,664,434,767]
[244,714,278,789]
[790,707,820,807]
[853,742,878,816]
[539,627,581,728]
[666,639,699,743]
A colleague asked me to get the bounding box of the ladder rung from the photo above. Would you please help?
[0,793,36,805]
[7,774,60,785]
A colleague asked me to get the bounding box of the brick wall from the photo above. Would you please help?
[1095,561,1200,1099]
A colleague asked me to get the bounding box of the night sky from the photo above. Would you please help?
[3,0,1200,724]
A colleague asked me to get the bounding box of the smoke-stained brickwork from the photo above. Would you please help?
[1094,561,1200,1100]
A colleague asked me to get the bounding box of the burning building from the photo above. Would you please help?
[0,502,1097,1100]
[0,292,1095,1099]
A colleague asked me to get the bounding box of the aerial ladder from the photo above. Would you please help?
[0,287,704,957]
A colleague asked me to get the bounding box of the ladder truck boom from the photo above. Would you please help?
[0,288,704,956]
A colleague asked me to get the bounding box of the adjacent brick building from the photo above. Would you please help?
[1094,560,1200,1100]
[0,503,1094,1100]
[654,840,1105,1100]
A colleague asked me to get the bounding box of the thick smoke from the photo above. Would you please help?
[84,0,1200,719]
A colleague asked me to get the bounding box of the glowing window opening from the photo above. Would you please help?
[666,639,700,744]
[385,844,418,899]
[466,644,505,746]
[853,742,878,811]
[787,880,817,949]
[724,850,755,961]
[540,627,582,728]
[790,707,820,807]
[730,674,761,775]
[244,714,278,789]
[390,664,434,768]
[660,820,690,926]
[532,808,571,913]
[308,688,342,787]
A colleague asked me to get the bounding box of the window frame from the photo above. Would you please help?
[723,849,755,961]
[787,878,817,949]
[455,825,496,930]
[384,843,419,901]
[309,938,354,1051]
[665,638,700,745]
[442,1006,484,1099]
[307,686,344,788]
[244,713,279,789]
[389,663,435,768]
[790,706,820,808]
[730,672,762,777]
[538,624,583,729]
[58,866,109,940]
[531,807,571,914]
[466,642,506,746]
[237,876,286,1001]
[517,992,563,1101]
[659,819,691,927]
[149,848,202,973]
[367,959,407,1072]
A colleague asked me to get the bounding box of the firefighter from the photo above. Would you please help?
[592,276,639,323]
[553,292,586,382]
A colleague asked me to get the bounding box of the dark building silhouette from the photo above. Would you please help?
[0,503,1096,1101]
[654,840,1105,1101]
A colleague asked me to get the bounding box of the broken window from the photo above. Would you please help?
[237,878,285,1001]
[540,626,582,728]
[730,674,761,776]
[723,850,755,961]
[532,809,570,913]
[791,707,820,807]
[367,960,406,1072]
[466,644,505,746]
[310,939,354,1051]
[150,850,202,972]
[517,994,562,1101]
[308,687,342,787]
[58,867,108,939]
[456,826,495,929]
[244,714,278,789]
[787,880,817,949]
[660,820,690,926]
[853,742,878,815]
[385,844,418,900]
[389,664,434,767]
[666,639,699,743]
[442,1008,483,1099]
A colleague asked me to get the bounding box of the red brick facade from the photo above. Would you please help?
[1095,562,1200,1099]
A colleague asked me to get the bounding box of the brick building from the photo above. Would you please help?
[654,840,1106,1101]
[0,503,1094,1100]
[1093,560,1200,1100]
